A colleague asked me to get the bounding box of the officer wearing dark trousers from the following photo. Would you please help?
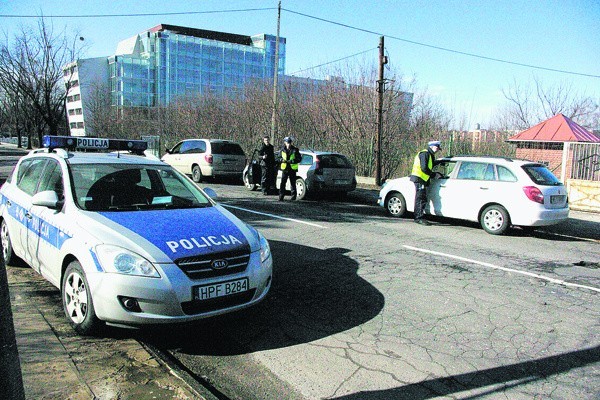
[278,136,301,201]
[409,140,442,225]
[258,136,275,195]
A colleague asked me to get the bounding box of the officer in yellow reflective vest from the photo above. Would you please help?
[409,140,442,225]
[278,136,302,201]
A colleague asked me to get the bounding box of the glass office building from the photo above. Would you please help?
[109,24,286,108]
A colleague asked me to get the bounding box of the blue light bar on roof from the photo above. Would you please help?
[42,136,148,153]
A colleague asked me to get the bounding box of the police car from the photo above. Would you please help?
[0,136,272,334]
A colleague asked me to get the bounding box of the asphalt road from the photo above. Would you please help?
[135,182,599,400]
[2,145,599,399]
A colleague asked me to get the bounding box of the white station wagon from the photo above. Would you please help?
[378,155,569,234]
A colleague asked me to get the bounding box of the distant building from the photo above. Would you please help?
[64,23,413,137]
[63,24,286,136]
[63,57,109,137]
[454,124,512,145]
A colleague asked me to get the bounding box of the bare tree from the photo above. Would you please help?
[494,75,599,130]
[0,17,85,147]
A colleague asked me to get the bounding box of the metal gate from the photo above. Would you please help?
[562,142,600,181]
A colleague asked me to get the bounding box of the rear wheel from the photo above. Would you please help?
[295,178,306,200]
[62,261,101,335]
[192,165,203,183]
[243,172,258,191]
[1,219,16,265]
[480,205,510,235]
[385,192,406,217]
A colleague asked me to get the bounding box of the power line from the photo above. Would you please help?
[3,6,598,79]
[282,7,600,79]
[0,8,276,18]
[288,48,377,76]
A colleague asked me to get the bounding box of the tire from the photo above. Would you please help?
[385,192,406,218]
[295,178,307,200]
[62,261,101,335]
[1,219,16,265]
[243,172,257,191]
[480,205,510,235]
[192,165,203,183]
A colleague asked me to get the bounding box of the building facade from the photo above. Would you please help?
[64,24,286,136]
[63,57,109,137]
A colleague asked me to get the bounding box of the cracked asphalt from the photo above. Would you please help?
[135,183,599,399]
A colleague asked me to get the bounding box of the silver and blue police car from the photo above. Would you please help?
[0,136,272,334]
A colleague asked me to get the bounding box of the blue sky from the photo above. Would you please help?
[1,0,598,129]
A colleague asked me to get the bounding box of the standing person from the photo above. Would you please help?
[277,136,302,201]
[258,135,275,195]
[409,140,442,225]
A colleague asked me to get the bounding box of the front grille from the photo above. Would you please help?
[181,289,256,315]
[174,247,250,280]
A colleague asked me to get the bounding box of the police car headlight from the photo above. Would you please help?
[96,245,160,278]
[259,232,271,264]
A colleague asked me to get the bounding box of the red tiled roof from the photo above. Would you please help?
[508,114,600,143]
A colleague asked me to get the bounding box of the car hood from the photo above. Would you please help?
[76,206,254,263]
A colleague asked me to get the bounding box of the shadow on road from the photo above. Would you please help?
[329,345,600,399]
[137,240,385,355]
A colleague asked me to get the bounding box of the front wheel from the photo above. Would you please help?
[295,178,307,200]
[192,165,203,183]
[243,172,258,191]
[480,205,510,235]
[385,192,406,217]
[1,219,17,265]
[62,261,101,335]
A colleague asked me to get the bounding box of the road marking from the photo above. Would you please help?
[403,245,600,294]
[223,204,328,229]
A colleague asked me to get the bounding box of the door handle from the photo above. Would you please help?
[25,212,32,219]
[479,187,489,190]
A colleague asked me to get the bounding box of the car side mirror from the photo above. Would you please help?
[203,187,217,200]
[164,147,172,154]
[32,190,61,209]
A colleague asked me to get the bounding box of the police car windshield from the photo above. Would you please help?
[70,164,212,211]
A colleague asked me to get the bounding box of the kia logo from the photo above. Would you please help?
[211,259,228,270]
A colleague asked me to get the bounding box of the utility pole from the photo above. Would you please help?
[270,1,282,144]
[375,36,387,186]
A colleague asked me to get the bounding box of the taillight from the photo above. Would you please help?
[315,156,322,175]
[204,154,213,164]
[523,186,544,204]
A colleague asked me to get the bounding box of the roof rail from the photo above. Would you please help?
[445,154,516,162]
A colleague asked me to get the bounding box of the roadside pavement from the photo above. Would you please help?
[3,264,203,400]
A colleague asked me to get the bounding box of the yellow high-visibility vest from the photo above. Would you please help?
[411,150,432,182]
[280,150,299,171]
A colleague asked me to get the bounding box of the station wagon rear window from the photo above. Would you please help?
[318,154,353,168]
[522,164,562,186]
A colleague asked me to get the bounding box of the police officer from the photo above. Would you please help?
[278,136,301,201]
[409,140,442,225]
[258,135,275,195]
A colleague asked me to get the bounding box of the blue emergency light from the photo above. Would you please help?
[42,135,148,154]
